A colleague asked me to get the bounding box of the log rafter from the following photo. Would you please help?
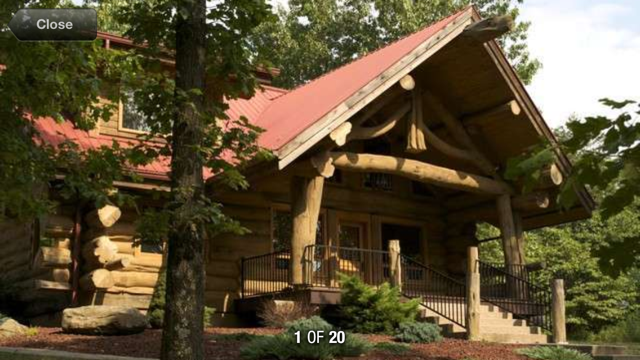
[329,151,513,195]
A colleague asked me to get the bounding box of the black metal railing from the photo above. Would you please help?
[478,260,552,331]
[241,250,291,298]
[303,245,391,288]
[401,255,467,328]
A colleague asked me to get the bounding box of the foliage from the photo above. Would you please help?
[479,218,639,337]
[24,327,39,337]
[517,346,592,360]
[589,310,640,343]
[505,100,640,275]
[146,267,215,328]
[338,274,420,334]
[252,0,540,89]
[240,316,373,360]
[373,342,411,355]
[147,266,166,329]
[258,299,318,328]
[394,322,443,343]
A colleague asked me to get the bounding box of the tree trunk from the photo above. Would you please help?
[160,0,207,359]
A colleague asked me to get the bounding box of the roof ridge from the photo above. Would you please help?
[275,7,470,96]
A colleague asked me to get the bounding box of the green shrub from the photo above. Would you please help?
[589,311,640,343]
[517,346,593,360]
[240,316,373,360]
[24,327,39,337]
[374,342,411,355]
[148,268,215,328]
[394,322,442,343]
[338,274,420,334]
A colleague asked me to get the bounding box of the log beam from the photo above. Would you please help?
[290,175,325,285]
[348,102,410,142]
[462,15,514,43]
[463,100,521,127]
[330,152,512,195]
[424,90,502,178]
[446,192,550,224]
[82,236,118,268]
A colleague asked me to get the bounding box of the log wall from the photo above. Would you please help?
[81,206,163,313]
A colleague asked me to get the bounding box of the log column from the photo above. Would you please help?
[290,175,325,285]
[388,240,402,289]
[466,246,481,341]
[495,195,525,267]
[552,279,568,344]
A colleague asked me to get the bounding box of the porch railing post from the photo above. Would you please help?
[240,257,245,299]
[552,279,567,344]
[388,240,402,289]
[466,246,481,341]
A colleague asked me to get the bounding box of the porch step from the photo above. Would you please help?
[416,301,549,344]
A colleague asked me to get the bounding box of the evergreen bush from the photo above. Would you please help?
[394,322,442,343]
[517,346,593,360]
[240,316,373,360]
[338,274,420,334]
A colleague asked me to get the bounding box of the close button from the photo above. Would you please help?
[9,9,97,41]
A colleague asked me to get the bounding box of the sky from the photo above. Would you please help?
[268,0,639,128]
[80,0,638,129]
[518,0,640,127]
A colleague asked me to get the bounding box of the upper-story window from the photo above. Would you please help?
[363,139,393,191]
[120,90,151,133]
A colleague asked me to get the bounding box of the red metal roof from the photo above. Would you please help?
[254,9,468,151]
[34,9,467,180]
[35,85,287,180]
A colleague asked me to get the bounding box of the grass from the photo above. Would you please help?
[373,342,411,355]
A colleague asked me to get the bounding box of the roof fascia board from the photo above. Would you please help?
[275,9,475,169]
[473,11,595,211]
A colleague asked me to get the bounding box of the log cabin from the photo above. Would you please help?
[0,7,593,343]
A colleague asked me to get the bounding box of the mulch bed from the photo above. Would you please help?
[0,327,528,360]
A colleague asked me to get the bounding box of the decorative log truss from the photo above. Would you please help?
[296,15,565,274]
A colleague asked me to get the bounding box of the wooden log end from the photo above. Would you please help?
[329,122,352,147]
[463,15,515,43]
[310,152,335,178]
[399,74,415,91]
[84,205,122,229]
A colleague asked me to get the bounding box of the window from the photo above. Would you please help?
[141,242,164,254]
[338,222,364,261]
[271,209,325,252]
[120,90,151,132]
[363,139,393,191]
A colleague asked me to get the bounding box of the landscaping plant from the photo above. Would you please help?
[338,274,420,334]
[258,299,318,328]
[517,346,593,360]
[240,316,373,360]
[373,342,411,355]
[590,310,640,343]
[394,322,443,343]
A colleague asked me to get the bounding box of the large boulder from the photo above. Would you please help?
[0,318,28,338]
[62,305,148,335]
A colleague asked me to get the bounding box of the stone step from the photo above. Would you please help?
[480,325,544,336]
[480,317,526,327]
[478,332,551,344]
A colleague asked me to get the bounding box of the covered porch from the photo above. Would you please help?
[218,9,593,343]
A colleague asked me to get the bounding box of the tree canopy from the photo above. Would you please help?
[251,0,540,89]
